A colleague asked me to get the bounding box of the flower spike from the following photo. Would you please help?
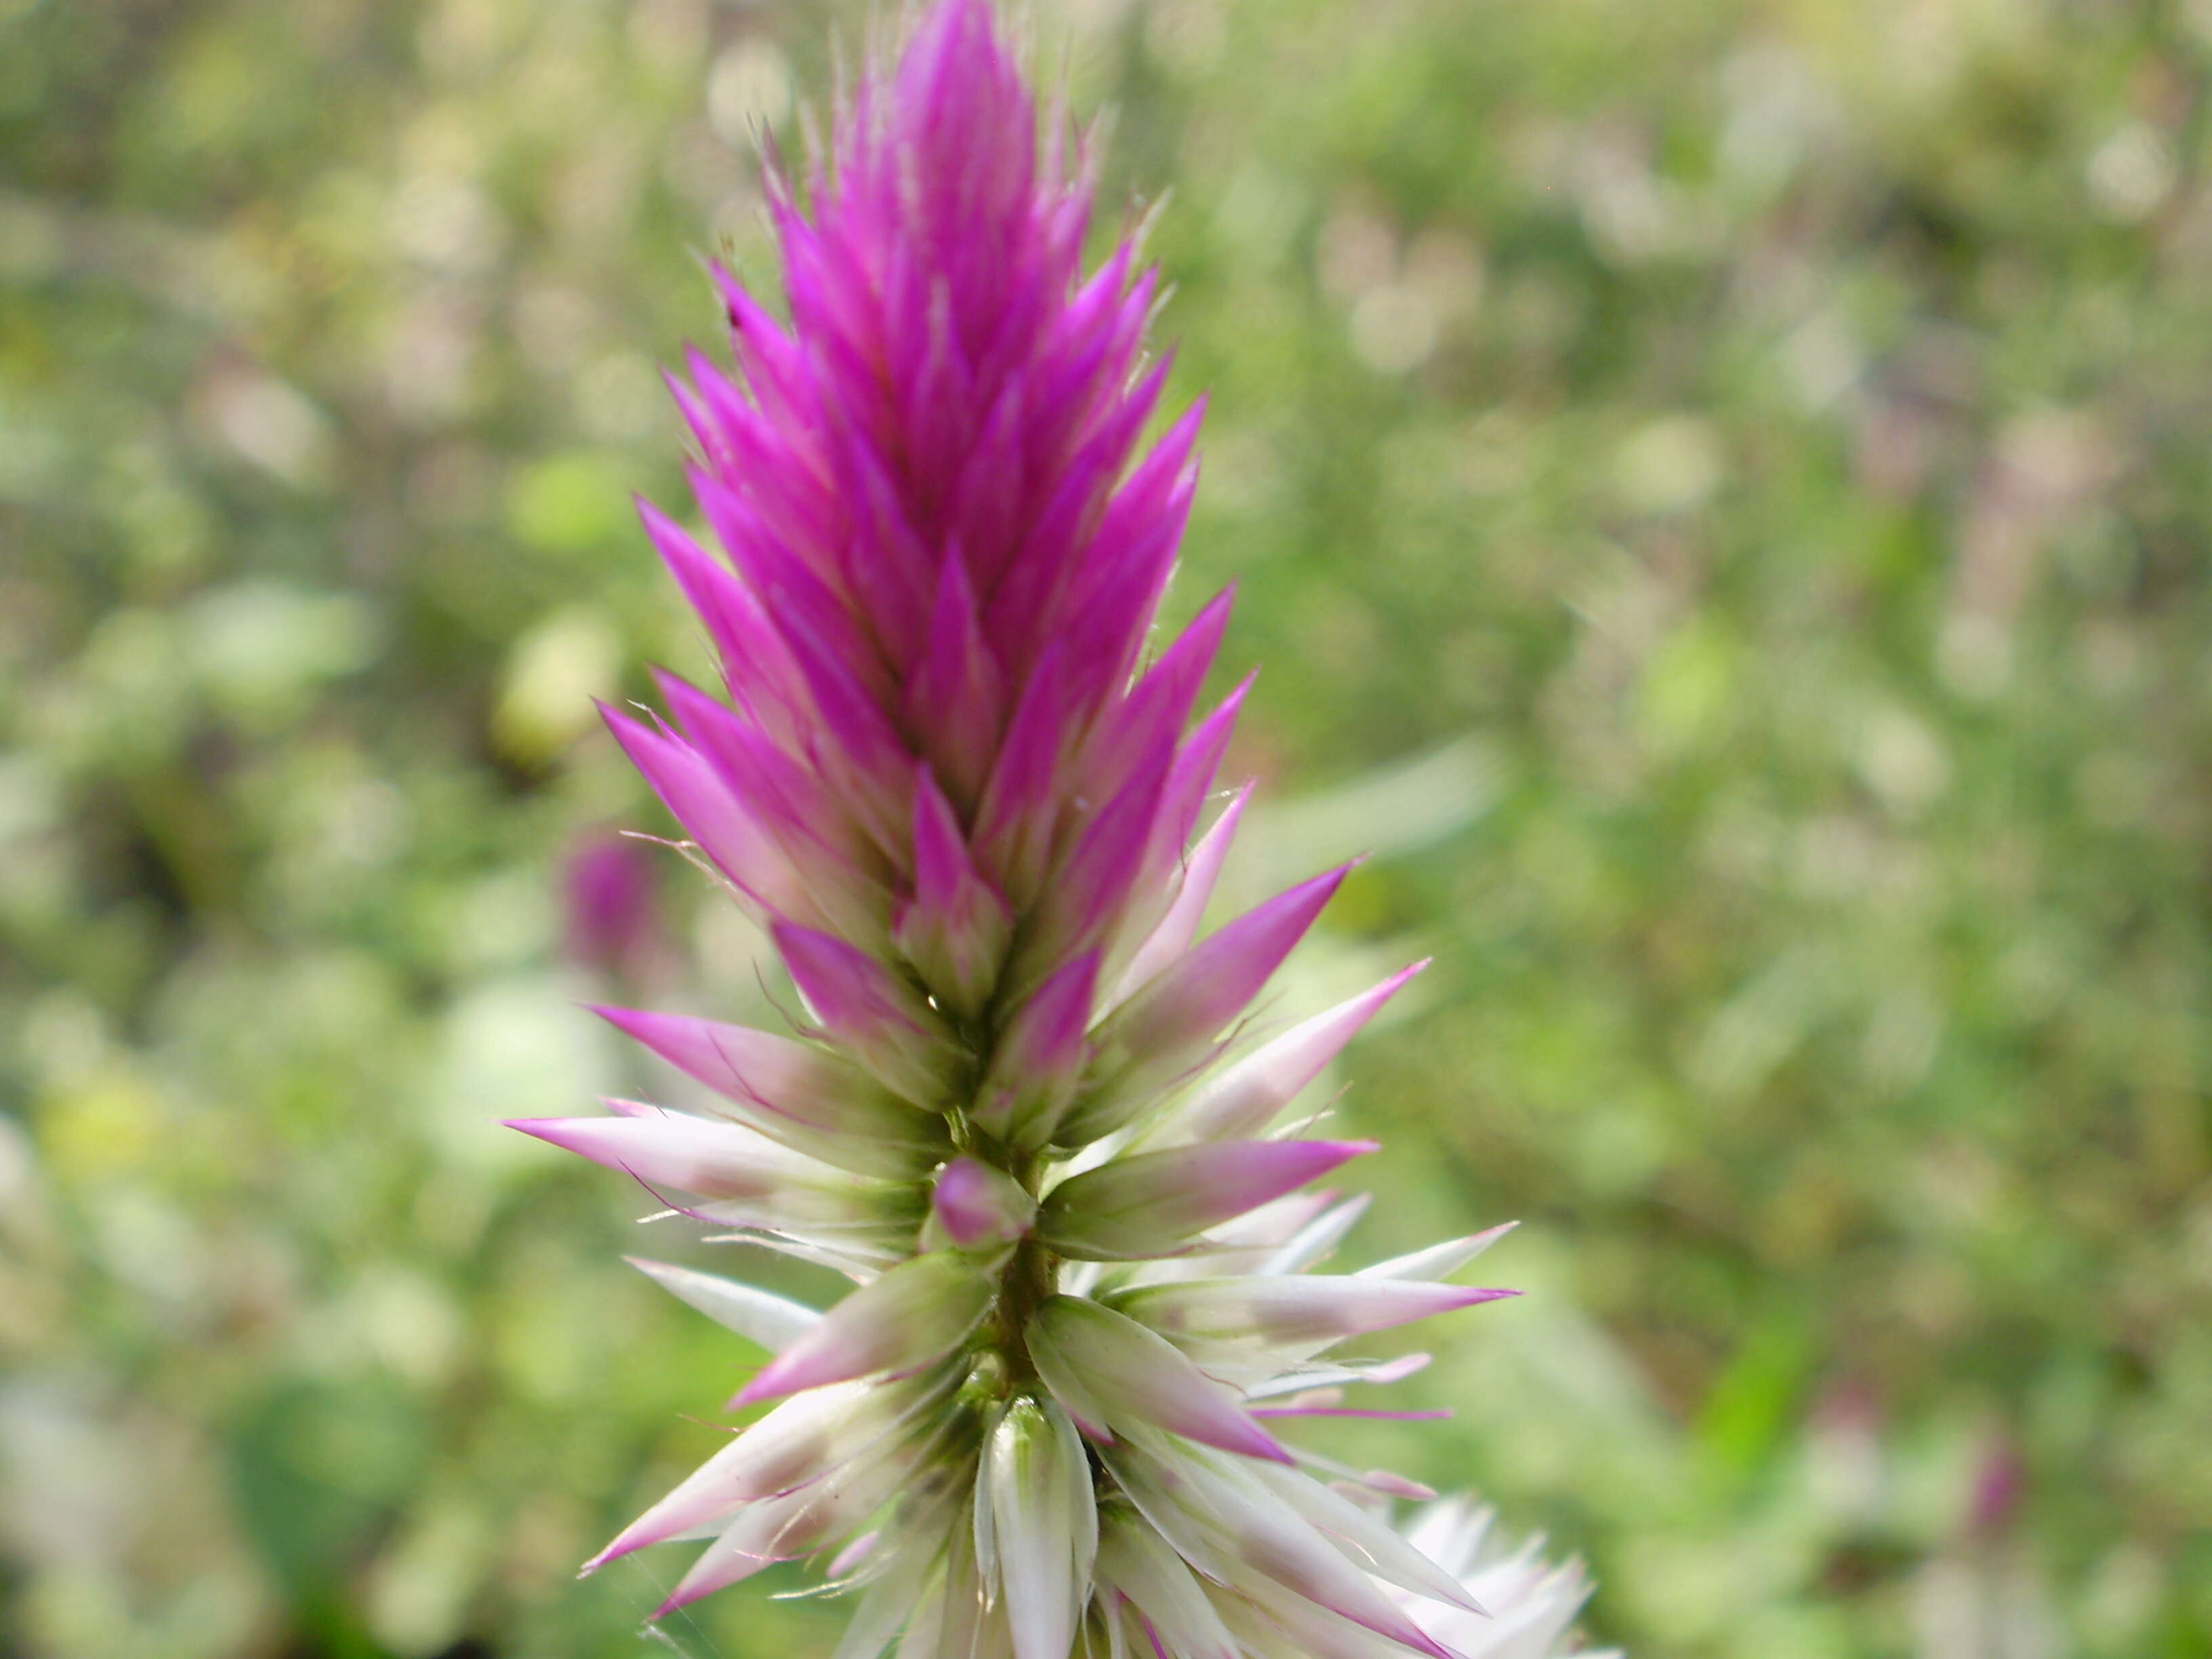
[513,2,1611,1654]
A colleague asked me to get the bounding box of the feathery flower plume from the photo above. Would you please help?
[515,3,1612,1654]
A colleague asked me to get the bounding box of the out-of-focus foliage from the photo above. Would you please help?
[3,0,2208,1654]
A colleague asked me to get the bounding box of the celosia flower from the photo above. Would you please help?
[512,3,1613,1654]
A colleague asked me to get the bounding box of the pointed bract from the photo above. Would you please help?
[774,921,956,1105]
[1105,863,1357,1071]
[897,766,1013,1017]
[505,1111,851,1203]
[1112,1275,1519,1358]
[1063,863,1357,1145]
[590,1004,944,1174]
[1173,961,1428,1143]
[1038,1140,1376,1261]
[1027,1296,1292,1465]
[625,1257,819,1353]
[1109,782,1250,1006]
[932,1155,1038,1251]
[972,950,1099,1147]
[733,1251,996,1406]
[983,1399,1097,1659]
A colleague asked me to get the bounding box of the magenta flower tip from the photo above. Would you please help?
[726,1372,782,1411]
[647,1589,693,1623]
[933,1153,1038,1249]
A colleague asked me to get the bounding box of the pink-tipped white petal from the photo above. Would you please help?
[1110,781,1248,1008]
[586,1376,924,1572]
[651,1436,925,1617]
[1095,1513,1243,1659]
[732,1251,995,1406]
[1108,862,1355,1063]
[1038,1140,1375,1261]
[1244,1352,1434,1401]
[1027,1296,1292,1464]
[1109,1433,1456,1659]
[1389,1499,1615,1659]
[583,1433,756,1573]
[1175,961,1429,1143]
[1113,1274,1519,1357]
[1065,863,1357,1145]
[1243,1460,1486,1615]
[1213,1568,1448,1659]
[1108,695,1251,991]
[590,1003,943,1174]
[506,1111,836,1202]
[1258,1194,1374,1277]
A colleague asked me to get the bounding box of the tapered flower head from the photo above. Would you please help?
[514,3,1612,1654]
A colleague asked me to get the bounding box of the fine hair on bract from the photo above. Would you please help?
[512,3,1618,1655]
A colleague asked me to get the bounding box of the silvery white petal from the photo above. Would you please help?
[626,1256,821,1351]
[1356,1221,1519,1283]
[1095,1513,1242,1659]
[734,1252,996,1405]
[983,1397,1097,1659]
[1027,1296,1290,1463]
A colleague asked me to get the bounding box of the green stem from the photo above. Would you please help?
[995,1233,1056,1387]
[946,980,1059,1399]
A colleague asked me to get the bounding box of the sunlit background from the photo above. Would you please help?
[5,0,2211,1654]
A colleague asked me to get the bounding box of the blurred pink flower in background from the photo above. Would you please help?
[560,831,661,981]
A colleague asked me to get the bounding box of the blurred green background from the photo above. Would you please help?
[5,0,2211,1654]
